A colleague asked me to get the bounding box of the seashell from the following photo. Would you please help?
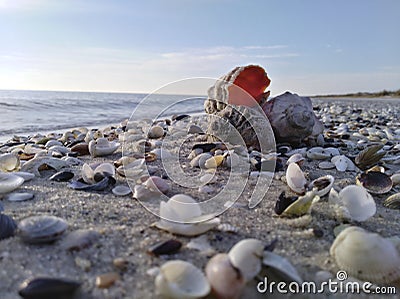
[0,213,17,240]
[18,277,81,299]
[5,192,34,202]
[309,175,334,197]
[286,153,305,166]
[306,147,330,160]
[148,125,165,139]
[0,172,25,194]
[355,144,386,170]
[275,190,319,217]
[366,165,385,173]
[133,184,163,201]
[356,171,392,194]
[318,161,335,170]
[205,253,245,299]
[262,251,303,283]
[383,193,400,209]
[48,145,70,156]
[286,162,307,194]
[49,171,74,182]
[391,173,400,186]
[61,156,84,166]
[112,185,132,196]
[148,239,182,256]
[13,171,35,182]
[331,155,356,172]
[88,137,119,157]
[154,194,220,236]
[330,185,376,222]
[69,176,116,191]
[187,124,204,134]
[228,238,264,282]
[60,229,100,251]
[330,226,400,285]
[21,157,68,177]
[70,142,89,156]
[186,235,214,254]
[82,162,115,184]
[0,153,20,171]
[45,139,63,148]
[143,176,170,193]
[262,92,324,145]
[18,215,68,244]
[155,260,210,299]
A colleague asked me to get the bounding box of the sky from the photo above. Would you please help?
[0,0,399,96]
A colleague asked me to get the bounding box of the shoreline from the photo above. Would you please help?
[0,99,399,298]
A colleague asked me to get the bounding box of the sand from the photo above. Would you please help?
[0,98,400,299]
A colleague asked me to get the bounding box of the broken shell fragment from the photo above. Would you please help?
[262,251,303,283]
[228,238,264,281]
[147,239,182,256]
[112,185,132,196]
[309,175,334,197]
[155,260,210,299]
[275,190,319,217]
[0,172,25,194]
[356,171,393,194]
[330,226,400,285]
[205,253,245,299]
[286,153,305,166]
[21,157,68,177]
[286,162,307,194]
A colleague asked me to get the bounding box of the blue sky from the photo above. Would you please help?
[0,0,399,96]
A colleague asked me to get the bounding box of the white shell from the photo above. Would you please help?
[112,185,132,196]
[330,226,400,285]
[5,192,34,202]
[0,153,20,172]
[262,251,303,283]
[205,253,245,299]
[331,185,376,222]
[391,173,400,186]
[318,161,335,170]
[21,157,68,177]
[155,260,210,299]
[286,153,305,165]
[88,138,119,157]
[332,155,347,172]
[228,238,264,281]
[306,147,330,160]
[155,194,220,236]
[309,175,334,197]
[0,173,25,194]
[13,172,35,182]
[286,162,307,194]
[82,162,115,184]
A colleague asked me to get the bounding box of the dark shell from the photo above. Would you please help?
[49,171,74,182]
[172,114,190,121]
[69,176,116,191]
[192,143,222,153]
[147,239,182,256]
[274,192,298,215]
[18,215,68,244]
[19,277,81,299]
[0,214,17,240]
[356,171,392,194]
[70,143,89,156]
[60,229,100,251]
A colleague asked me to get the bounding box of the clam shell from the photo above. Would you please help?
[286,153,305,166]
[0,214,17,240]
[112,185,132,196]
[355,144,386,170]
[309,175,334,197]
[18,215,68,244]
[277,190,319,217]
[336,185,376,222]
[205,253,245,299]
[155,260,210,299]
[356,171,393,194]
[18,277,81,299]
[262,251,303,283]
[228,238,264,281]
[60,229,100,251]
[88,138,119,157]
[383,193,400,209]
[390,173,400,186]
[286,162,307,194]
[5,192,34,202]
[0,153,20,171]
[147,239,182,256]
[21,157,68,177]
[49,171,74,182]
[69,176,116,191]
[13,171,35,182]
[0,172,25,194]
[330,226,400,285]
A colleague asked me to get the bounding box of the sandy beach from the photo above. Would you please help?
[0,97,400,299]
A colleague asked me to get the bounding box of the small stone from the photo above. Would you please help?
[198,185,214,194]
[187,125,204,134]
[95,272,120,288]
[75,257,91,272]
[148,126,164,139]
[70,143,90,155]
[113,258,129,271]
[312,227,324,238]
[143,176,170,193]
[190,153,212,168]
[200,173,215,184]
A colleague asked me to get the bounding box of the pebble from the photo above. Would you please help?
[70,142,90,155]
[200,173,215,184]
[95,272,120,288]
[13,171,35,182]
[198,185,214,194]
[187,124,204,134]
[143,176,170,193]
[148,126,164,139]
[75,256,91,272]
[18,277,81,299]
[113,258,129,271]
[318,161,335,170]
[190,153,212,168]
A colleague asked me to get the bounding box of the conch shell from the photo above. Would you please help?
[204,65,323,147]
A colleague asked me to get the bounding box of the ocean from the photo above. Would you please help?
[0,90,206,141]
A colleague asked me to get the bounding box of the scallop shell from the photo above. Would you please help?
[205,253,245,299]
[228,238,264,282]
[286,162,307,194]
[309,175,334,197]
[330,226,400,285]
[332,185,376,222]
[356,171,393,194]
[0,173,25,194]
[154,194,220,236]
[155,260,210,299]
[0,153,20,171]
